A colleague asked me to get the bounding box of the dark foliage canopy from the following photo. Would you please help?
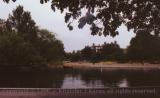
[3,0,160,37]
[127,30,160,63]
[81,46,93,60]
[0,6,64,69]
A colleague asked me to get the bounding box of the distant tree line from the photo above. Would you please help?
[0,6,64,71]
[65,42,126,63]
[66,33,160,64]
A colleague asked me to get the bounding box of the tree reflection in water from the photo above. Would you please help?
[0,69,65,88]
[0,68,160,88]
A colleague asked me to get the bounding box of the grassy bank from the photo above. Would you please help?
[63,61,160,70]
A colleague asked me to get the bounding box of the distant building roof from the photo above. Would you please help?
[91,44,102,52]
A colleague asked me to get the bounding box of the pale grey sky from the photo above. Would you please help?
[0,0,135,52]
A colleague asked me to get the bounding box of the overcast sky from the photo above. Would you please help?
[0,0,135,52]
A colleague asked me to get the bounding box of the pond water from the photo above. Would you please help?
[0,68,160,88]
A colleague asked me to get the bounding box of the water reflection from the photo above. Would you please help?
[0,69,65,88]
[0,68,160,88]
[118,78,129,87]
[61,75,88,88]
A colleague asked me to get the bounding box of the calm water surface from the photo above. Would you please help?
[0,68,160,88]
